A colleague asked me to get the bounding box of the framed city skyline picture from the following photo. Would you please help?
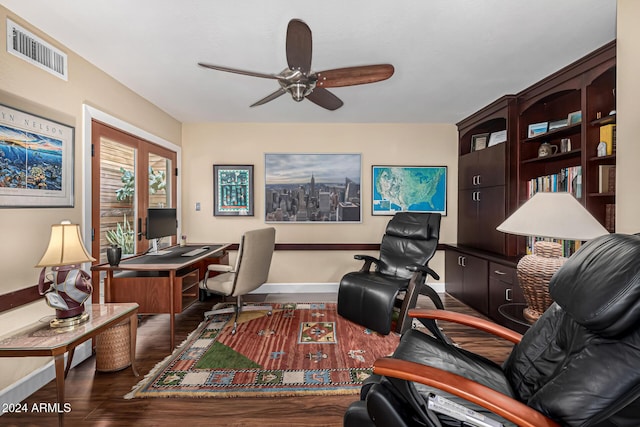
[0,103,74,207]
[372,165,447,216]
[264,153,361,223]
[213,164,254,216]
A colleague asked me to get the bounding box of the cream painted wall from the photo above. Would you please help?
[181,123,458,285]
[615,0,640,233]
[0,7,181,390]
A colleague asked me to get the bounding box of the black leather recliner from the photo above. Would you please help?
[337,212,442,335]
[344,233,640,427]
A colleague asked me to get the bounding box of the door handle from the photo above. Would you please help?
[137,217,143,241]
[460,256,466,267]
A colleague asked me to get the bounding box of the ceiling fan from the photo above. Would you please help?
[198,19,394,111]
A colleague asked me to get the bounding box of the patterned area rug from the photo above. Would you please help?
[125,302,400,398]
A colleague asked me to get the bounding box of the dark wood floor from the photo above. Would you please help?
[1,294,516,427]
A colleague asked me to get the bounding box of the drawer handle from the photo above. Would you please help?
[505,288,512,302]
[494,270,507,275]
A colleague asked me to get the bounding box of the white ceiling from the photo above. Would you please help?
[1,0,617,124]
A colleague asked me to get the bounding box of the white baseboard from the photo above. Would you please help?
[250,282,445,294]
[0,341,92,412]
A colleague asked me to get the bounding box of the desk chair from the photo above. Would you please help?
[201,227,276,334]
[344,233,640,427]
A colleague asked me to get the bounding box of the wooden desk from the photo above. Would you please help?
[0,303,139,427]
[92,244,229,350]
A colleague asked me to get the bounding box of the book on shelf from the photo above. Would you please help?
[598,165,616,193]
[527,166,582,198]
[525,236,581,257]
[605,203,616,232]
[600,124,616,156]
[525,166,584,257]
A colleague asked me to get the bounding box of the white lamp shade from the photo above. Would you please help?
[36,222,96,267]
[497,192,608,241]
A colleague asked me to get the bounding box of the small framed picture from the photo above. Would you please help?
[488,130,507,147]
[527,122,548,138]
[213,164,254,216]
[567,110,582,125]
[548,119,568,131]
[471,133,489,151]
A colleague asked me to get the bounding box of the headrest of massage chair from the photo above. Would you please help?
[550,233,640,337]
[385,212,439,240]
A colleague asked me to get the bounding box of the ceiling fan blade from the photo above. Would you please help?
[306,88,343,111]
[286,19,312,74]
[198,62,280,80]
[250,88,288,107]
[315,64,395,88]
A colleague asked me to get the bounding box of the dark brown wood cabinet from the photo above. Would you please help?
[488,262,526,331]
[444,248,489,316]
[456,96,518,257]
[448,41,616,330]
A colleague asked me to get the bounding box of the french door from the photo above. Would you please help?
[91,120,177,266]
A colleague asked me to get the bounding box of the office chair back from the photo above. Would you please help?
[230,227,276,297]
[377,212,441,279]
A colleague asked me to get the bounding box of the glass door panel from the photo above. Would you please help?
[147,151,173,250]
[98,138,137,263]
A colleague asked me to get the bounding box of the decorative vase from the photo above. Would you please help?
[516,241,567,323]
[107,245,122,266]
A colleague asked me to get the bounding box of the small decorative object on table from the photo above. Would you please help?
[107,244,122,266]
[36,221,96,327]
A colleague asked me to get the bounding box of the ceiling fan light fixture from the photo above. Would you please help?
[288,83,313,102]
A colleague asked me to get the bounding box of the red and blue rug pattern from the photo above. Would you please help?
[125,302,400,398]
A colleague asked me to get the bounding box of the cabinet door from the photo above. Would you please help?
[459,152,479,190]
[457,189,480,248]
[445,250,464,299]
[488,263,524,319]
[477,186,507,254]
[476,144,506,188]
[462,254,489,315]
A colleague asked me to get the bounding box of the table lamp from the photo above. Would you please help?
[496,192,608,322]
[36,221,96,327]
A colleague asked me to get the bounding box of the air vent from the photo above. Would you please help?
[6,18,68,80]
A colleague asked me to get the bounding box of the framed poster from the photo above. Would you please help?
[265,153,361,223]
[0,103,74,207]
[213,164,254,216]
[372,166,447,216]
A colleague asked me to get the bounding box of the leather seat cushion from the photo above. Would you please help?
[394,329,515,397]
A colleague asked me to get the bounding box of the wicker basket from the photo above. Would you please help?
[95,320,131,372]
[517,241,567,323]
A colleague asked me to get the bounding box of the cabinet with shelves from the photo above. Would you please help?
[515,41,616,237]
[456,95,518,256]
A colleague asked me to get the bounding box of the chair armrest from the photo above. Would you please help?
[354,254,381,272]
[408,309,522,344]
[406,264,440,281]
[373,357,560,427]
[207,264,234,273]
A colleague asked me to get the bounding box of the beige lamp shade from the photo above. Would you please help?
[36,221,96,267]
[497,192,608,241]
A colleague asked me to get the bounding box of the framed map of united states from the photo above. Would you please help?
[372,166,447,216]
